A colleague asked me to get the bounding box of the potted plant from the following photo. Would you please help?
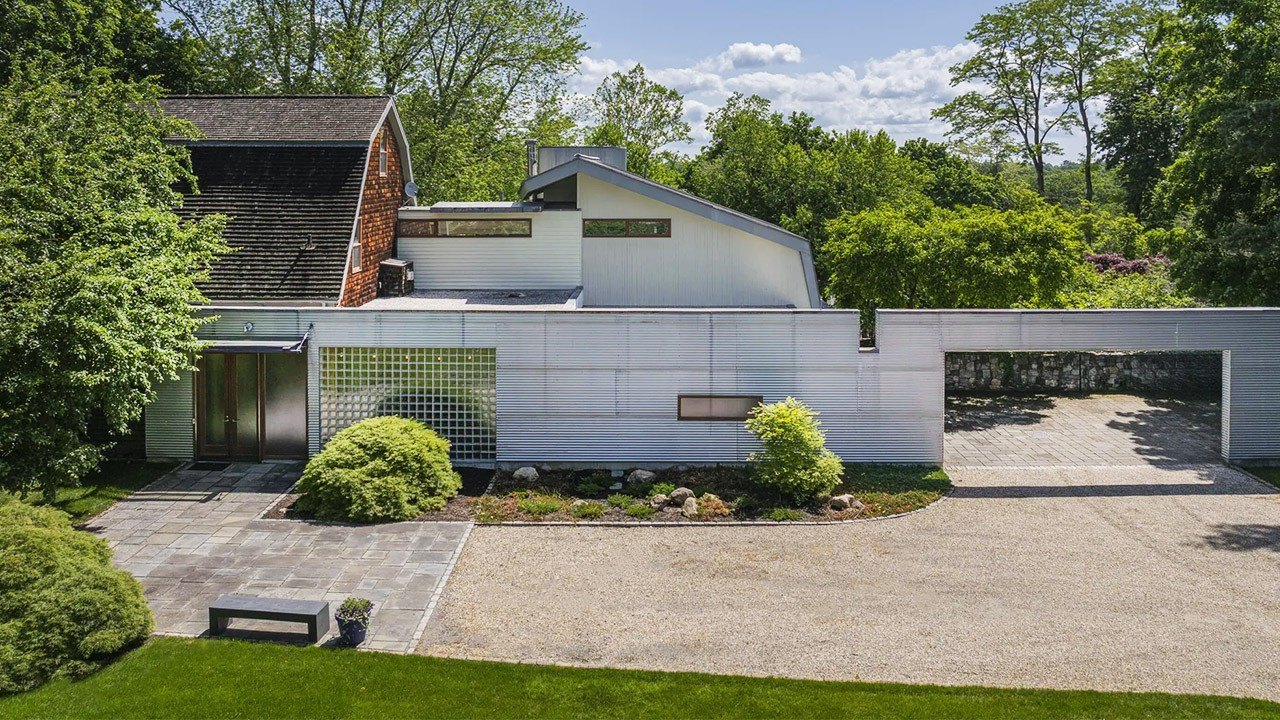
[335,597,374,645]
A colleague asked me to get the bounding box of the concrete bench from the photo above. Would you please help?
[208,594,330,643]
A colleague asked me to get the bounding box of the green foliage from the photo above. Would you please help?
[763,507,807,522]
[0,501,152,693]
[606,493,634,509]
[899,139,1010,209]
[624,503,656,520]
[584,65,690,180]
[650,482,676,498]
[745,398,843,503]
[823,204,1085,336]
[0,66,227,502]
[1060,262,1199,309]
[514,493,565,517]
[335,598,373,629]
[295,417,461,523]
[570,501,606,520]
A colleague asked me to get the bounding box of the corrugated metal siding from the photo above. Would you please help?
[577,175,812,308]
[144,372,194,460]
[396,211,581,289]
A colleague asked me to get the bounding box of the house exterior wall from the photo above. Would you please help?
[341,121,403,306]
[576,175,813,308]
[396,210,582,289]
[144,307,1280,465]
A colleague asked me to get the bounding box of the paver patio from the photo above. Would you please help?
[88,462,471,653]
[420,394,1280,701]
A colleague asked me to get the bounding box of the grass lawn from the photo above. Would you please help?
[2,638,1276,720]
[6,460,176,524]
[1247,467,1280,491]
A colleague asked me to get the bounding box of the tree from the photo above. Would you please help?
[1156,0,1280,305]
[823,203,1084,336]
[898,138,1010,209]
[583,65,690,179]
[0,0,204,89]
[935,0,1075,195]
[0,67,227,501]
[1043,0,1136,202]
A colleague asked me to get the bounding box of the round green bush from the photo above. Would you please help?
[0,501,153,694]
[295,416,462,523]
[745,397,844,503]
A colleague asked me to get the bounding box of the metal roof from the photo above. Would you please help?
[519,155,823,308]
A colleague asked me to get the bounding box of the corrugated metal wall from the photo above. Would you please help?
[396,210,582,289]
[144,373,194,460]
[147,307,1280,465]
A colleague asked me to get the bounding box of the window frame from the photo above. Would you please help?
[676,394,764,422]
[378,132,388,177]
[582,218,672,238]
[351,218,362,272]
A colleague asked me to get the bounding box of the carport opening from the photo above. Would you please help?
[944,351,1223,468]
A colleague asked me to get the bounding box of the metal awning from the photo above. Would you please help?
[202,336,308,353]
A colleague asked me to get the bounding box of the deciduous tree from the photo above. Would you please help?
[583,65,691,180]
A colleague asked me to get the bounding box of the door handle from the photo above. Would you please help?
[225,417,237,424]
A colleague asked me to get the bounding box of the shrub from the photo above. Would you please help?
[570,501,606,519]
[575,481,607,497]
[335,597,374,629]
[650,481,676,498]
[515,493,565,517]
[471,495,512,524]
[763,507,807,522]
[606,493,635,509]
[0,501,152,693]
[745,398,844,503]
[696,494,733,519]
[624,503,656,519]
[295,416,461,523]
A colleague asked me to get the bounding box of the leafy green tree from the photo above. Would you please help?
[583,65,691,179]
[1154,0,1280,305]
[1060,259,1199,308]
[898,138,1010,209]
[823,203,1084,336]
[0,67,227,501]
[935,0,1076,195]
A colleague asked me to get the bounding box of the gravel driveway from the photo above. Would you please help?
[420,396,1280,701]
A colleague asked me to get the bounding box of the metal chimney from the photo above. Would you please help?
[525,139,538,177]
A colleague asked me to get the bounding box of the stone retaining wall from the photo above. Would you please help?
[946,351,1221,395]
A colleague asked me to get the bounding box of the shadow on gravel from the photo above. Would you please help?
[945,394,1056,432]
[1200,524,1280,553]
[1107,397,1222,465]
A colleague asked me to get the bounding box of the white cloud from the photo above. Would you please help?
[706,42,804,72]
[570,41,1002,152]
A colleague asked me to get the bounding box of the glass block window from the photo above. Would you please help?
[320,347,497,461]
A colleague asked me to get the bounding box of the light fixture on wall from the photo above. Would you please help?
[243,322,254,334]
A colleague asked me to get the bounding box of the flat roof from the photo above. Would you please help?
[425,201,542,213]
[360,288,582,311]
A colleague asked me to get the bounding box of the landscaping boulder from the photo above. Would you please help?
[650,493,668,508]
[681,496,699,518]
[627,469,656,485]
[830,494,864,512]
[670,487,694,505]
[609,482,624,491]
[513,466,539,483]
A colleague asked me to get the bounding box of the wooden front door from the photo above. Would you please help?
[197,353,261,459]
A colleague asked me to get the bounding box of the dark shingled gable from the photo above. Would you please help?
[177,145,364,302]
[158,96,391,143]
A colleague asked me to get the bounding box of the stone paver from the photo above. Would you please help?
[945,393,1220,467]
[419,393,1280,701]
[88,462,471,653]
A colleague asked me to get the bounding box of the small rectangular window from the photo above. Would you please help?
[378,132,388,177]
[441,219,532,237]
[351,220,362,271]
[677,395,763,421]
[583,218,672,238]
[397,219,438,237]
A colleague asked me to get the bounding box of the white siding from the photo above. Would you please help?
[145,372,194,460]
[577,175,812,308]
[396,210,581,289]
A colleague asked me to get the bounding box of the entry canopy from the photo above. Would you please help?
[203,336,308,353]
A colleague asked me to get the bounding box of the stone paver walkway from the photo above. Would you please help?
[945,394,1220,467]
[87,462,471,653]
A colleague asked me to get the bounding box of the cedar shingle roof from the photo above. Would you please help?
[177,145,363,302]
[159,95,391,143]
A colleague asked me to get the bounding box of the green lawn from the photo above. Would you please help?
[7,460,176,524]
[1248,467,1280,491]
[3,638,1276,720]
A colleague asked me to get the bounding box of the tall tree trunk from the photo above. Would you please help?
[1034,155,1046,196]
[1080,101,1094,203]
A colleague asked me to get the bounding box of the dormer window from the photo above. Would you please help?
[379,132,388,177]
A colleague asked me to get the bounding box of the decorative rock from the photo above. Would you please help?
[626,469,656,485]
[681,496,698,518]
[669,487,694,505]
[830,494,864,512]
[650,493,668,508]
[661,506,681,515]
[571,499,588,509]
[513,466,539,483]
[608,482,624,491]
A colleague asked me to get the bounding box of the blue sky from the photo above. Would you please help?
[567,0,1086,157]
